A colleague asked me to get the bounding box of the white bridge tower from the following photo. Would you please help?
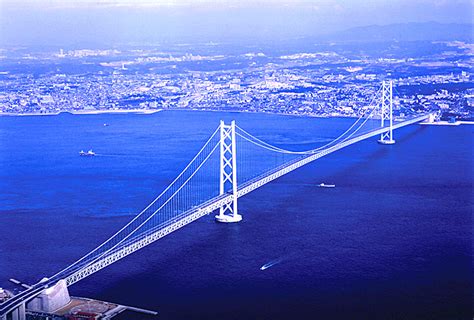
[378,80,396,145]
[215,120,242,223]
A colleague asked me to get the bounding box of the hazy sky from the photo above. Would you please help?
[0,0,472,46]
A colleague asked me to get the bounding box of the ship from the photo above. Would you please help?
[317,183,335,188]
[79,150,95,156]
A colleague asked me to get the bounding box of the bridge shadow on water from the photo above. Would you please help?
[327,124,428,184]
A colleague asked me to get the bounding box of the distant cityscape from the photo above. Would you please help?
[0,40,472,120]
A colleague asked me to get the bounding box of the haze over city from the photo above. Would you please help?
[0,0,472,46]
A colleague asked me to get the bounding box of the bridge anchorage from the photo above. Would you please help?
[216,120,242,223]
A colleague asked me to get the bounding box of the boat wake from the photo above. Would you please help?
[94,154,131,158]
[260,259,282,271]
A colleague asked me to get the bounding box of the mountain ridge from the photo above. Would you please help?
[323,22,472,42]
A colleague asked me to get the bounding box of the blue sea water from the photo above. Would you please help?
[0,111,472,319]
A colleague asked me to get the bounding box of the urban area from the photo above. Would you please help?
[0,40,472,121]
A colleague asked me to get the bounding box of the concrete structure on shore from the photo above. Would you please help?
[26,280,70,314]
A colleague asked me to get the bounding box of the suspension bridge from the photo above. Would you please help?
[0,81,433,319]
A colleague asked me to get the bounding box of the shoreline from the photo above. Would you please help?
[2,108,470,125]
[0,108,359,119]
[0,108,395,121]
[0,109,163,116]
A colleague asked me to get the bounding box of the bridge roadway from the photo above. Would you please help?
[0,113,430,318]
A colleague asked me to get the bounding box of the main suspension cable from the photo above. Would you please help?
[235,84,383,155]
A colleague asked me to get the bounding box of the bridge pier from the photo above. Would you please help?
[377,80,396,145]
[216,120,242,223]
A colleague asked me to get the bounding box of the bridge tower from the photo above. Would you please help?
[215,120,242,223]
[378,80,396,145]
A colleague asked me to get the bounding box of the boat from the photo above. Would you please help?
[317,183,335,188]
[103,123,109,127]
[79,150,95,156]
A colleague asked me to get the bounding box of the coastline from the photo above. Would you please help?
[2,108,471,126]
[0,109,163,116]
[0,107,351,119]
[0,108,354,119]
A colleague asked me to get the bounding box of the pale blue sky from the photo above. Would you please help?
[0,0,472,46]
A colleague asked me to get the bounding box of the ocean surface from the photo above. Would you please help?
[0,111,472,319]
